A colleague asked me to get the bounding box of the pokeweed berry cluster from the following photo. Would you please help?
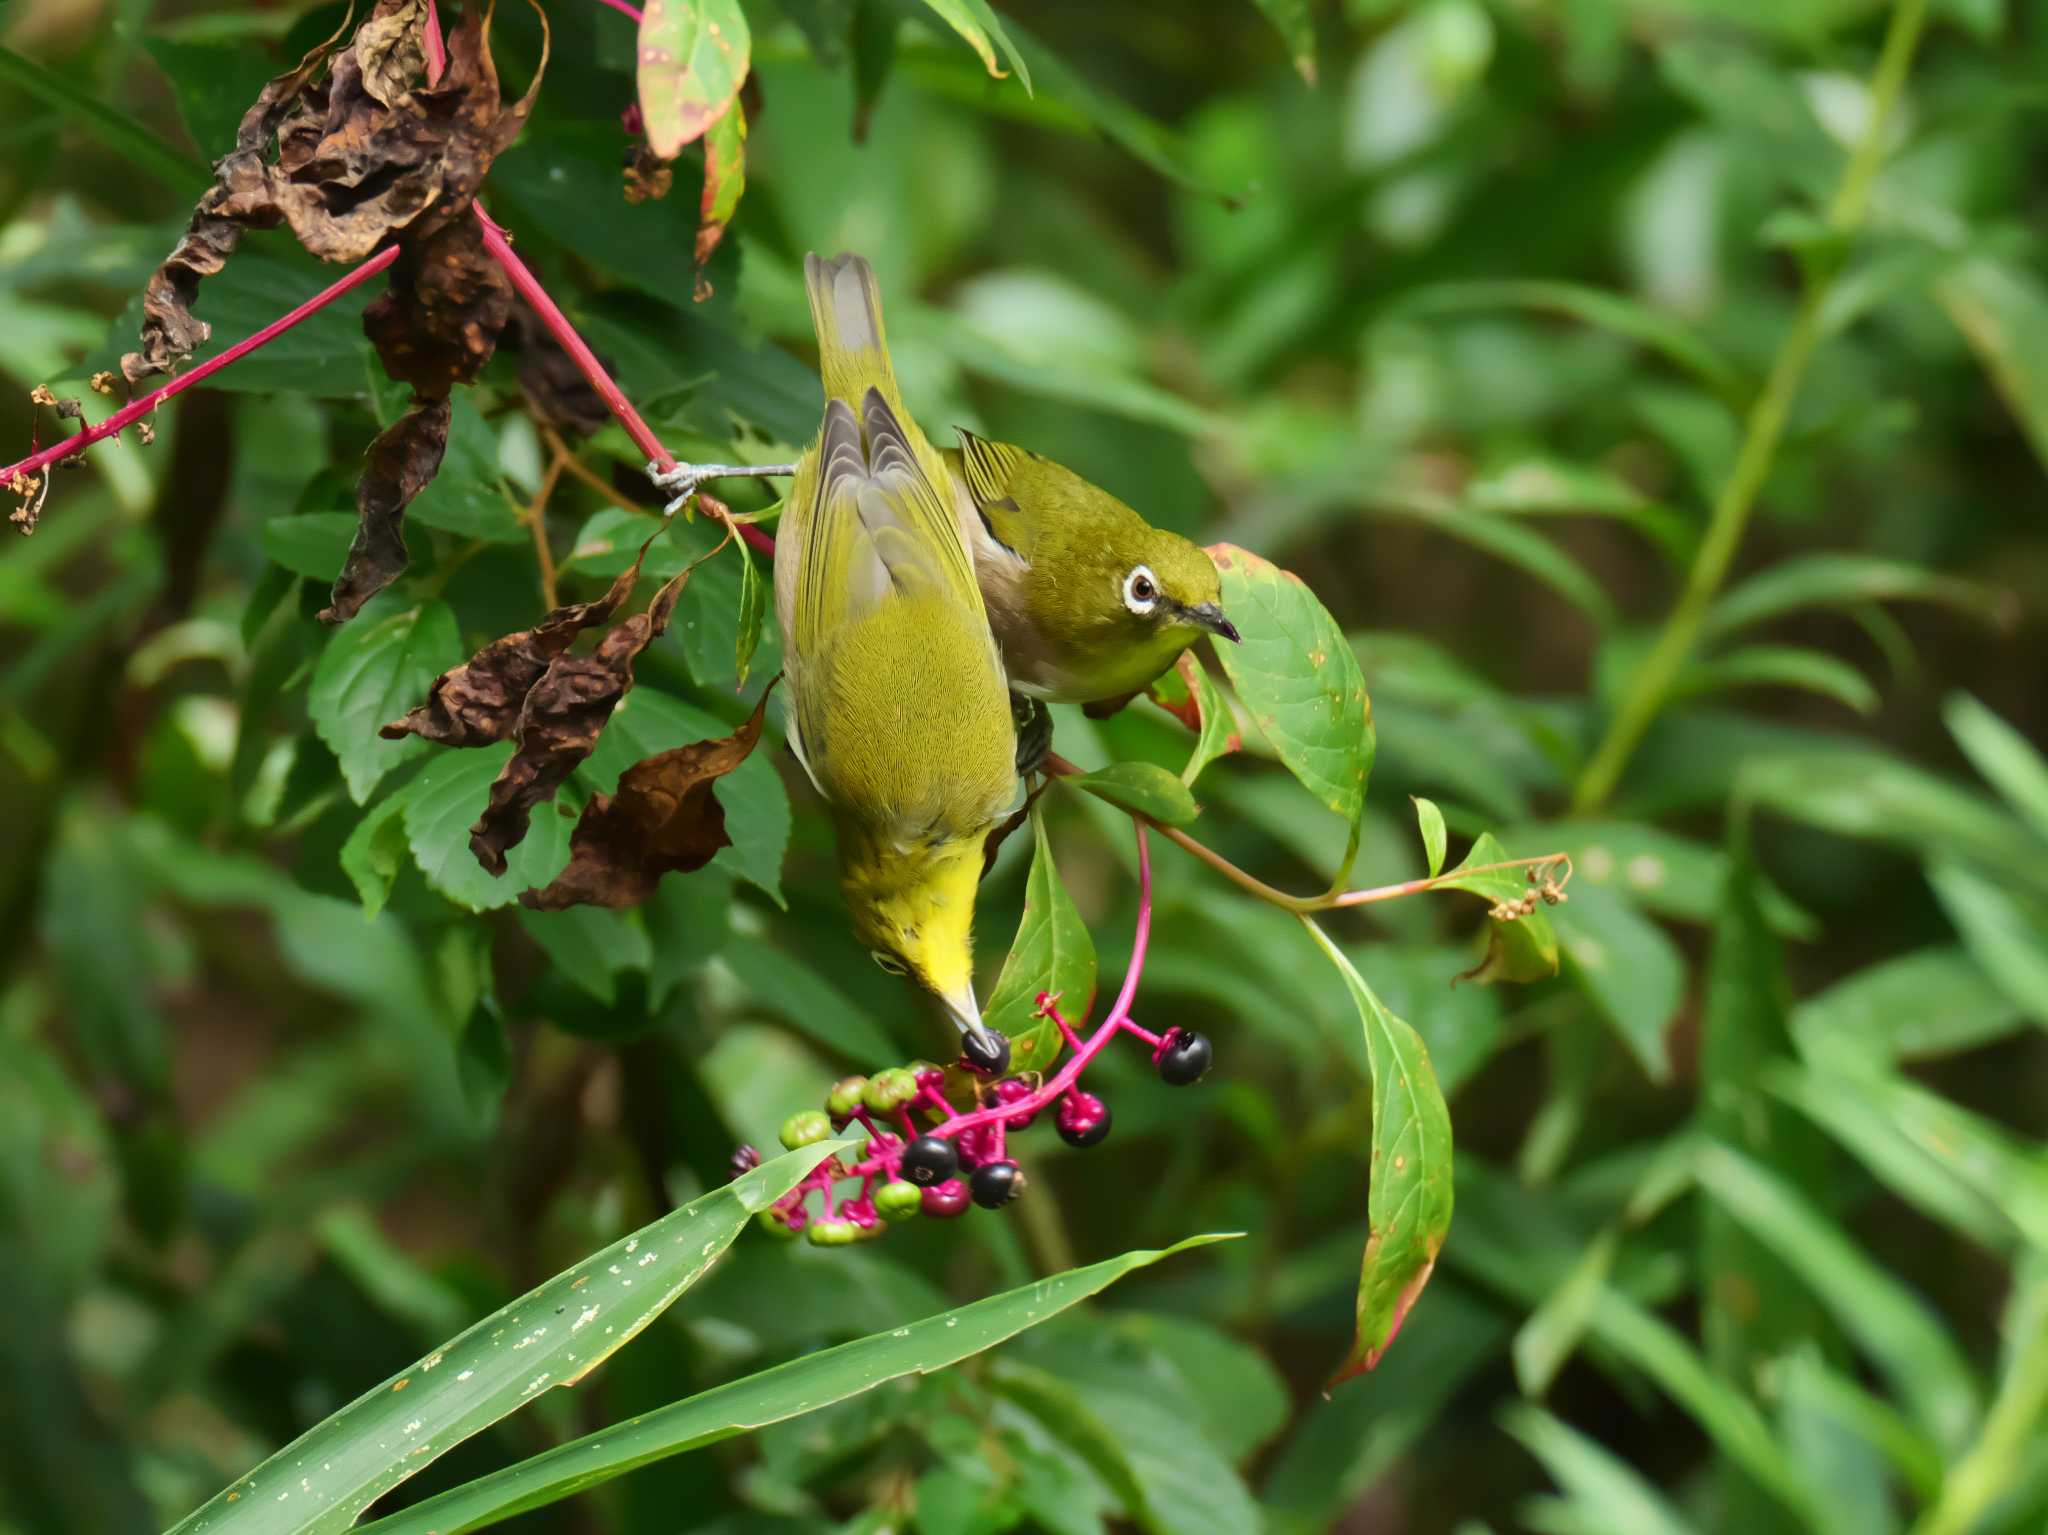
[737,826,1216,1245]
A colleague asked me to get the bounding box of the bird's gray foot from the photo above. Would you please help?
[646,459,801,519]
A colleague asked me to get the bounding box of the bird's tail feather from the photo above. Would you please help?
[805,252,898,410]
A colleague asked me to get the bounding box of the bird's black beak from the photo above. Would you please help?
[1186,602,1241,644]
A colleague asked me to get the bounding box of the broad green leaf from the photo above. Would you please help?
[985,809,1098,1074]
[1208,542,1373,822]
[1432,831,1560,985]
[1929,860,2048,1029]
[733,534,765,689]
[1511,1229,1616,1399]
[262,512,359,581]
[1504,1405,1702,1535]
[169,1144,848,1535]
[718,941,900,1065]
[143,35,279,159]
[1935,257,2048,480]
[1773,1350,1944,1505]
[1553,882,1682,1081]
[1303,919,1453,1380]
[403,744,573,913]
[1694,1141,1982,1453]
[1707,554,2014,638]
[308,600,462,803]
[405,398,520,543]
[0,43,208,197]
[1068,761,1200,826]
[1681,643,1878,715]
[515,906,651,1007]
[1396,279,1742,397]
[1247,0,1316,81]
[339,779,418,918]
[637,0,752,157]
[1166,652,1240,787]
[355,1235,1235,1535]
[916,0,1032,91]
[1791,945,2022,1063]
[1945,692,2048,840]
[585,689,790,903]
[1413,796,1447,878]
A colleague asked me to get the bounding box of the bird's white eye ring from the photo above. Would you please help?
[871,950,909,977]
[1123,565,1159,615]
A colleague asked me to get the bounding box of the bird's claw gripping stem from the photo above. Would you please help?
[646,459,799,518]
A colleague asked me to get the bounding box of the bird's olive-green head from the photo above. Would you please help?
[949,432,1239,703]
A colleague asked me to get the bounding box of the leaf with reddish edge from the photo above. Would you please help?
[1302,917,1453,1382]
[985,808,1097,1074]
[693,100,746,301]
[1207,542,1373,823]
[637,0,750,158]
[1435,831,1561,985]
[1149,651,1240,788]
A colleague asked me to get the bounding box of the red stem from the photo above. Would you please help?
[1,247,401,488]
[593,0,644,20]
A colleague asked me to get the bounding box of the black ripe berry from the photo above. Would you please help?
[1156,1028,1213,1086]
[900,1134,959,1187]
[1056,1091,1112,1148]
[960,1028,1012,1078]
[971,1160,1024,1208]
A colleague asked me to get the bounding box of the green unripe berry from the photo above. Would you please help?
[806,1217,859,1247]
[825,1076,870,1120]
[756,1209,799,1240]
[864,1067,919,1115]
[875,1179,924,1222]
[779,1109,832,1149]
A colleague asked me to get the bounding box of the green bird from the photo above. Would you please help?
[774,252,1019,1069]
[945,432,1240,706]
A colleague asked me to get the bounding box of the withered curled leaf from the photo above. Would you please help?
[382,540,653,746]
[355,0,430,108]
[470,569,690,876]
[521,681,776,910]
[363,216,514,395]
[319,394,450,624]
[509,304,615,438]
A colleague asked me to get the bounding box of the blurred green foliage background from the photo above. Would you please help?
[3,0,2047,1531]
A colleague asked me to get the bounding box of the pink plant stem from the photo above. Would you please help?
[1118,1018,1164,1049]
[593,0,644,20]
[423,0,446,78]
[0,247,402,488]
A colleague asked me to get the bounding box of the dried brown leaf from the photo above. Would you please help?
[319,394,450,623]
[355,0,429,108]
[382,541,652,746]
[470,568,690,875]
[509,304,614,437]
[521,681,776,910]
[363,215,513,396]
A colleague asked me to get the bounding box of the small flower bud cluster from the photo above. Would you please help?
[1489,858,1572,921]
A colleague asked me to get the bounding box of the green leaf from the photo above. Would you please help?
[1707,553,2014,638]
[1171,654,1239,787]
[405,398,520,543]
[1791,945,2023,1063]
[1680,644,1878,715]
[339,779,419,918]
[142,35,279,158]
[915,0,1032,91]
[1935,257,2048,481]
[308,601,462,803]
[515,907,651,1007]
[1946,692,2048,841]
[1928,860,2048,1029]
[1911,1261,2048,1535]
[1396,279,1743,398]
[169,1144,848,1535]
[1694,1141,1983,1453]
[354,1236,1235,1535]
[0,43,208,198]
[1512,1229,1617,1398]
[1412,796,1447,878]
[1246,0,1316,82]
[1432,831,1561,985]
[1303,918,1453,1380]
[718,942,901,1065]
[733,534,766,689]
[1208,542,1374,822]
[985,810,1098,1074]
[262,512,359,582]
[636,0,752,157]
[1504,1404,1702,1535]
[403,745,573,913]
[1364,498,1620,631]
[1067,761,1200,826]
[1553,882,1683,1081]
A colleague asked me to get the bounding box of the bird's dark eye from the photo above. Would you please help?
[871,950,908,976]
[1132,574,1155,600]
[1123,565,1160,613]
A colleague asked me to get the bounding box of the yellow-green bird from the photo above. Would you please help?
[774,252,1019,1069]
[945,432,1239,707]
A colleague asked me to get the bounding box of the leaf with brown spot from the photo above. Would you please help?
[521,682,777,910]
[470,570,691,876]
[382,542,654,747]
[637,0,751,158]
[692,100,746,301]
[320,395,450,623]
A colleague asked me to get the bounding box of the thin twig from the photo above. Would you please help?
[522,451,566,607]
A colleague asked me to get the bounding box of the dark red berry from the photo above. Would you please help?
[1156,1027,1213,1086]
[960,1029,1011,1077]
[900,1134,958,1187]
[1056,1091,1112,1148]
[922,1178,971,1218]
[970,1161,1024,1208]
[986,1077,1038,1130]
